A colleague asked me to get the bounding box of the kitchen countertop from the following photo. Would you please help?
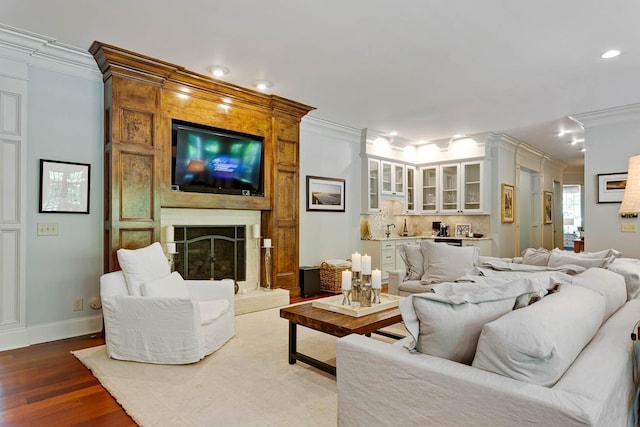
[364,235,491,241]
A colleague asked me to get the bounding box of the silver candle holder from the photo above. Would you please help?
[351,271,361,305]
[341,289,352,306]
[360,274,372,307]
[372,287,381,304]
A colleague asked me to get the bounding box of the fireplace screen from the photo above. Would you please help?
[173,225,246,281]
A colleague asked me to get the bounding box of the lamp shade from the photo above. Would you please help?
[619,154,640,214]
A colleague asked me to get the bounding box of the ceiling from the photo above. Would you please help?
[4,1,640,170]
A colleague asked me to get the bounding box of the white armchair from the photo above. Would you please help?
[99,242,235,364]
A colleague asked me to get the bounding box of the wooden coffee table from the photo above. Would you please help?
[279,301,403,375]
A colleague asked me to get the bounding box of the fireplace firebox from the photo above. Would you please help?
[173,226,246,281]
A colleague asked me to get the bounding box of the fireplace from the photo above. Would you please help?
[173,225,246,281]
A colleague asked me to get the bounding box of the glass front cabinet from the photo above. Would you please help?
[365,158,381,212]
[439,160,485,214]
[405,166,416,213]
[381,161,405,196]
[420,166,438,213]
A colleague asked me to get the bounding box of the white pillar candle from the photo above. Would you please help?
[251,223,261,239]
[342,270,352,290]
[164,225,174,243]
[166,242,177,254]
[351,252,361,272]
[263,238,272,248]
[372,269,382,289]
[362,254,372,275]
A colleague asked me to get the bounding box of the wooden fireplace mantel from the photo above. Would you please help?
[91,41,314,297]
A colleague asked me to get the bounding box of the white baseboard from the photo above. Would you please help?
[0,315,103,352]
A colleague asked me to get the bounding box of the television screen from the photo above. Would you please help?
[172,121,264,195]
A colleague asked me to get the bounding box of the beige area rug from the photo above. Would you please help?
[73,306,407,427]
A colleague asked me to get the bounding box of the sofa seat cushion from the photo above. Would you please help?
[398,280,432,294]
[399,277,552,365]
[117,242,170,296]
[472,284,605,387]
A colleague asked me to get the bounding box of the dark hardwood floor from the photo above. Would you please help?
[0,332,135,426]
[0,291,341,426]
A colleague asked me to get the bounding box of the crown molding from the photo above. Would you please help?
[0,24,101,81]
[570,103,640,128]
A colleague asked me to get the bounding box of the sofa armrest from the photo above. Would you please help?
[387,269,405,295]
[336,334,598,427]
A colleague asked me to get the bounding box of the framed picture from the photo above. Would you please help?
[306,176,345,212]
[455,223,471,237]
[39,159,91,214]
[501,183,514,223]
[543,191,553,224]
[597,172,627,203]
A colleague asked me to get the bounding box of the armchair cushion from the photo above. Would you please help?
[199,300,230,326]
[117,242,170,296]
[142,271,189,298]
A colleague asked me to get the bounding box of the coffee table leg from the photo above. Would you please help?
[288,321,297,365]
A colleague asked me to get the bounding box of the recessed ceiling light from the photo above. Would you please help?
[389,131,398,136]
[601,49,621,59]
[254,81,272,91]
[208,66,229,78]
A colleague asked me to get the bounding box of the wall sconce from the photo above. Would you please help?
[619,154,640,218]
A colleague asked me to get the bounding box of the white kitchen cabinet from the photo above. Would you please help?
[381,161,405,196]
[462,239,492,256]
[420,166,439,213]
[439,160,486,214]
[405,166,416,213]
[363,158,381,213]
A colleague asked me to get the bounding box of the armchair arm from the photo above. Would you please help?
[102,295,202,364]
[387,269,406,295]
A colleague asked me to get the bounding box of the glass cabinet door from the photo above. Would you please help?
[368,159,380,211]
[381,161,392,194]
[394,164,404,195]
[463,162,481,211]
[405,166,415,212]
[440,164,459,212]
[421,166,438,212]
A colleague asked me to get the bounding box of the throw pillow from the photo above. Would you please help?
[472,284,605,387]
[117,242,170,296]
[521,247,551,266]
[421,240,478,284]
[547,248,615,269]
[142,271,189,298]
[396,243,424,280]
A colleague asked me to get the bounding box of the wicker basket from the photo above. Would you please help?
[319,260,352,293]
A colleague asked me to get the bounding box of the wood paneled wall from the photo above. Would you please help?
[90,42,314,297]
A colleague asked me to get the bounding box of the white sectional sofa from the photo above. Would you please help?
[337,255,640,426]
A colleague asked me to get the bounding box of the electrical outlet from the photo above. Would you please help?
[73,298,83,311]
[621,223,637,233]
[37,223,58,236]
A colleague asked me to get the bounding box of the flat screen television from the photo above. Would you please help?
[171,120,264,195]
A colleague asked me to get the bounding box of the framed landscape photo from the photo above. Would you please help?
[306,176,345,212]
[543,191,553,224]
[501,183,514,223]
[39,159,91,214]
[597,172,627,203]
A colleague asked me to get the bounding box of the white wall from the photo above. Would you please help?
[575,105,640,257]
[299,117,361,265]
[0,25,104,349]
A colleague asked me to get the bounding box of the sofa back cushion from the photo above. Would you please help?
[521,247,551,266]
[142,271,189,298]
[421,240,478,284]
[607,259,640,300]
[547,248,615,269]
[472,284,605,387]
[572,268,626,320]
[396,243,424,281]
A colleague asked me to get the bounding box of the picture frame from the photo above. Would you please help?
[306,175,345,212]
[597,172,627,203]
[543,191,553,224]
[39,159,91,214]
[455,223,471,237]
[501,183,514,223]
